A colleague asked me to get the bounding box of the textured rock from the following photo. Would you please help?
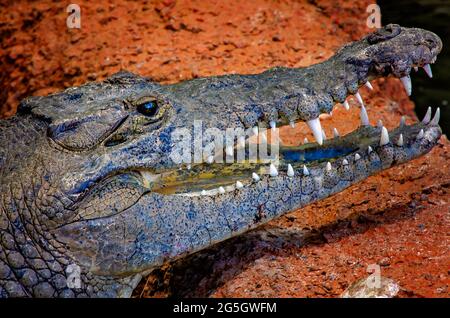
[0,0,448,298]
[341,276,400,298]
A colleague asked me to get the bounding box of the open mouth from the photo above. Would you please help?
[129,46,442,197]
[139,108,440,196]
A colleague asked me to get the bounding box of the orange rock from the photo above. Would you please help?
[0,0,448,298]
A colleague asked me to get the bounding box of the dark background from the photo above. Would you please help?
[379,0,450,135]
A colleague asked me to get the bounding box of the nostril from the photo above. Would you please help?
[367,24,401,44]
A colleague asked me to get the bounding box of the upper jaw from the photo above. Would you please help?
[360,26,441,80]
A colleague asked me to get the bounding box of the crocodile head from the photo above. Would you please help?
[0,25,443,297]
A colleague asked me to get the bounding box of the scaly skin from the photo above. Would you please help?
[0,25,443,297]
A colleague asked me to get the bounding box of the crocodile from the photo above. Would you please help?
[0,24,443,297]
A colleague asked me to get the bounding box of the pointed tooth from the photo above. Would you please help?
[270,121,276,130]
[360,105,370,126]
[290,121,295,128]
[430,107,440,125]
[218,186,225,194]
[306,118,323,145]
[322,129,327,141]
[201,190,207,195]
[333,128,340,138]
[187,164,191,170]
[400,75,412,96]
[380,126,389,146]
[303,137,309,144]
[330,111,333,116]
[342,159,349,165]
[236,181,244,189]
[269,163,278,177]
[423,64,433,78]
[252,126,259,136]
[368,145,373,154]
[207,155,214,164]
[355,153,361,161]
[252,172,260,182]
[377,119,383,128]
[261,132,267,144]
[225,145,234,156]
[343,100,350,110]
[416,129,424,140]
[355,91,364,107]
[422,107,432,124]
[414,66,418,72]
[365,81,373,90]
[397,134,404,147]
[287,164,294,177]
[400,116,406,127]
[303,165,309,175]
[326,162,332,172]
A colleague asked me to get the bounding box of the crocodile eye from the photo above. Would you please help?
[137,100,158,117]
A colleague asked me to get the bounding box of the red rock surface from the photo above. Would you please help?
[0,0,448,298]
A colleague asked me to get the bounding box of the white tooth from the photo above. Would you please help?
[270,121,276,130]
[377,119,383,128]
[306,118,323,145]
[326,162,332,171]
[355,91,364,107]
[207,155,214,164]
[187,164,191,170]
[322,129,327,141]
[368,145,373,154]
[226,145,234,156]
[416,129,424,140]
[269,163,278,177]
[343,100,350,110]
[290,121,295,128]
[252,126,259,136]
[219,186,225,194]
[422,107,432,124]
[380,126,389,146]
[397,134,404,147]
[287,164,294,177]
[365,81,373,90]
[252,172,260,182]
[303,165,309,175]
[333,128,340,138]
[236,181,244,189]
[414,66,418,72]
[430,107,440,125]
[303,137,309,144]
[330,111,333,116]
[360,105,370,126]
[261,132,267,144]
[355,153,361,161]
[400,75,412,96]
[342,159,349,165]
[400,116,406,126]
[423,64,433,78]
[201,190,207,195]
